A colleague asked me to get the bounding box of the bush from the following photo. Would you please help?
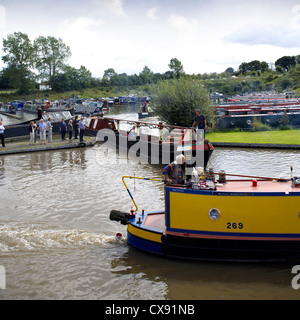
[150,78,212,127]
[279,124,291,130]
[252,118,271,132]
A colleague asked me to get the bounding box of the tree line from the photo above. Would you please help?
[0,31,300,96]
[0,32,186,94]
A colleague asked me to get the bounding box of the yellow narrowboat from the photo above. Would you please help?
[110,172,300,262]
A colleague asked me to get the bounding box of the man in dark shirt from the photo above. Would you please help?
[37,106,43,120]
[59,119,67,140]
[192,109,206,142]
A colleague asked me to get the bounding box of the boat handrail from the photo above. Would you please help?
[122,175,164,212]
[104,117,192,131]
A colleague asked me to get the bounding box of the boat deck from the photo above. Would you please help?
[144,212,165,231]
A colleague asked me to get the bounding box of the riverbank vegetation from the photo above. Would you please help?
[1,32,300,135]
[207,129,300,145]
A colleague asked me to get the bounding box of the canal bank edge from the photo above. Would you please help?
[1,139,299,156]
[0,139,97,156]
[212,142,300,149]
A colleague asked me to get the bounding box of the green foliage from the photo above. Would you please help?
[34,36,71,90]
[251,118,271,132]
[150,78,212,127]
[168,58,185,79]
[2,32,36,93]
[2,33,300,98]
[54,65,92,92]
[275,56,296,72]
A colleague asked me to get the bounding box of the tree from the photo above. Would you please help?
[260,61,269,73]
[150,78,212,127]
[103,68,118,81]
[34,36,71,90]
[139,66,154,84]
[225,67,234,74]
[248,60,261,72]
[288,65,300,87]
[0,68,11,89]
[238,62,249,75]
[2,32,36,93]
[275,56,296,72]
[168,58,184,79]
[54,65,92,92]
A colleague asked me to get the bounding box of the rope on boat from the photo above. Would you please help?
[212,172,290,182]
[122,176,164,212]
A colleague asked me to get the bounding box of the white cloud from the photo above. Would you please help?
[168,14,198,35]
[57,17,106,74]
[147,7,159,21]
[91,0,127,18]
[224,24,300,49]
[0,5,6,30]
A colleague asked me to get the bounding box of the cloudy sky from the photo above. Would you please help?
[0,0,300,77]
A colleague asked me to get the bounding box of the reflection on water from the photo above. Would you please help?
[0,105,300,300]
[209,148,300,179]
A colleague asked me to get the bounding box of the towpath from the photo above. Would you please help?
[0,134,96,156]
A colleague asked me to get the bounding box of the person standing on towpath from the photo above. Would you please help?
[0,121,5,147]
[79,117,85,142]
[59,119,67,141]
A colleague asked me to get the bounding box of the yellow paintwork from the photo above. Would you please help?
[168,191,300,235]
[128,224,162,243]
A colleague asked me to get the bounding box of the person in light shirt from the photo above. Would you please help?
[0,121,5,147]
[39,119,47,145]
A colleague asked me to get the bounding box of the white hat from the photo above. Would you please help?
[176,154,185,165]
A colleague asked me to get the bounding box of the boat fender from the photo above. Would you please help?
[110,210,130,225]
[116,233,123,240]
[78,142,86,148]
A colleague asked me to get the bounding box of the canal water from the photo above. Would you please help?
[1,106,300,300]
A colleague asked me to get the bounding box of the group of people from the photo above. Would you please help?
[58,116,85,143]
[28,116,86,145]
[29,118,53,145]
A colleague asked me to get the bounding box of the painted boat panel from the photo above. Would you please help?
[165,184,300,236]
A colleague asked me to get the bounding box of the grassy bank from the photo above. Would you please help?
[206,129,300,145]
[0,87,137,103]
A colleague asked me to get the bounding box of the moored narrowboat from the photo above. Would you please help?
[111,171,300,262]
[85,116,214,166]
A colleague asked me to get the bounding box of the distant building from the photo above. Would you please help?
[39,82,52,91]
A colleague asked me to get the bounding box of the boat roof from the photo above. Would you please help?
[192,180,300,195]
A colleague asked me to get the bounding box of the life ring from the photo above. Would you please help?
[277,118,282,123]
